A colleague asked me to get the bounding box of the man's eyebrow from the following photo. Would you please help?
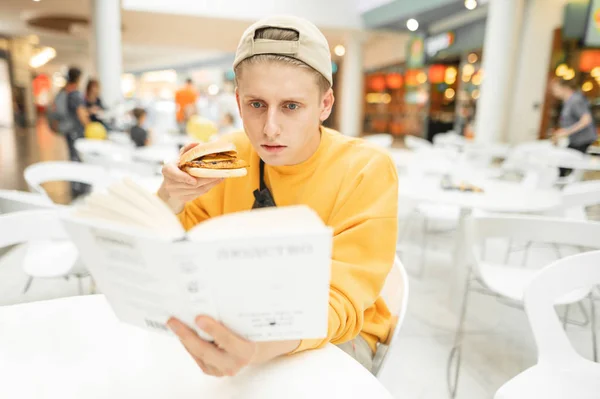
[242,94,308,102]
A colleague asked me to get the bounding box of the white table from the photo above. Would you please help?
[536,154,600,171]
[399,176,561,213]
[133,146,179,165]
[388,148,415,170]
[398,175,562,320]
[0,296,393,399]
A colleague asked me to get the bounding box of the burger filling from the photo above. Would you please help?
[179,151,248,170]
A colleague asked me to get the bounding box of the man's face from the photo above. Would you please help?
[235,62,334,166]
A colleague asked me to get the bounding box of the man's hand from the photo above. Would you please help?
[158,142,223,213]
[167,316,300,377]
[554,128,569,138]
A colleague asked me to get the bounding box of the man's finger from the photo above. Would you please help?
[163,164,196,185]
[196,316,254,362]
[180,142,199,155]
[167,318,237,371]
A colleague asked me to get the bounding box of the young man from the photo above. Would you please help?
[158,16,399,377]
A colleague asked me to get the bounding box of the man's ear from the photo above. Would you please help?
[235,87,242,118]
[319,88,335,122]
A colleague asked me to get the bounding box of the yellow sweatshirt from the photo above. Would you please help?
[177,127,399,353]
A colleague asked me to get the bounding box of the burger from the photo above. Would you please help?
[178,141,249,178]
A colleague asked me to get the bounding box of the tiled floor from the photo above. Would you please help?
[1,122,599,398]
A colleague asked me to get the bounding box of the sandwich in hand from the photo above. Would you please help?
[178,141,249,178]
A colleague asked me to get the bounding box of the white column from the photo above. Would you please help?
[338,33,364,137]
[507,0,565,144]
[474,0,525,144]
[91,0,123,109]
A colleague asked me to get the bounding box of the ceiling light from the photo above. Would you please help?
[334,45,346,57]
[207,84,219,96]
[563,69,575,80]
[464,0,478,10]
[467,53,478,63]
[29,47,56,68]
[406,19,419,32]
[444,88,456,100]
[555,64,568,77]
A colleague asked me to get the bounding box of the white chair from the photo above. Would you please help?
[75,138,157,176]
[433,131,466,151]
[364,134,394,149]
[404,135,433,151]
[24,161,112,201]
[0,210,88,295]
[447,215,600,398]
[0,190,55,213]
[372,256,409,377]
[107,131,136,148]
[495,250,600,399]
[74,138,133,165]
[550,180,600,221]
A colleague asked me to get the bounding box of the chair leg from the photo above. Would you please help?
[447,272,473,399]
[590,295,598,363]
[563,305,571,331]
[521,241,533,268]
[578,302,590,327]
[504,238,513,264]
[418,217,429,278]
[77,275,84,295]
[398,211,416,245]
[552,243,562,259]
[22,277,34,294]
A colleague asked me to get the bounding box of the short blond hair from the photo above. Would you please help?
[234,27,332,95]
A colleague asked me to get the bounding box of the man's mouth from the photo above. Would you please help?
[261,144,287,153]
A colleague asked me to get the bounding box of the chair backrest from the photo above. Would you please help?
[372,256,409,376]
[0,209,69,249]
[404,135,433,151]
[465,215,600,281]
[24,161,112,197]
[524,250,600,364]
[560,180,600,210]
[74,138,133,165]
[0,190,57,214]
[433,132,466,150]
[364,134,394,149]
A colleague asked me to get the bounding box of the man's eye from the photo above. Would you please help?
[286,103,299,110]
[250,102,262,109]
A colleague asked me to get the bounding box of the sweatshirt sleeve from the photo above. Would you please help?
[176,182,226,231]
[291,152,399,353]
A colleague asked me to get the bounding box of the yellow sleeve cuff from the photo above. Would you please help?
[289,338,326,355]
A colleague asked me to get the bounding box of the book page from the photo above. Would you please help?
[188,205,329,241]
[208,232,332,342]
[61,215,218,341]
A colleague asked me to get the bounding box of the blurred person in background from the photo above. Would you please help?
[130,107,150,147]
[175,78,198,133]
[159,16,398,377]
[186,113,218,142]
[550,78,597,153]
[65,67,91,197]
[218,112,237,135]
[550,77,597,176]
[85,79,107,128]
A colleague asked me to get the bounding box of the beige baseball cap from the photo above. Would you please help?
[233,15,333,86]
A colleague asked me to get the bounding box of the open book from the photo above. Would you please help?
[60,178,333,342]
